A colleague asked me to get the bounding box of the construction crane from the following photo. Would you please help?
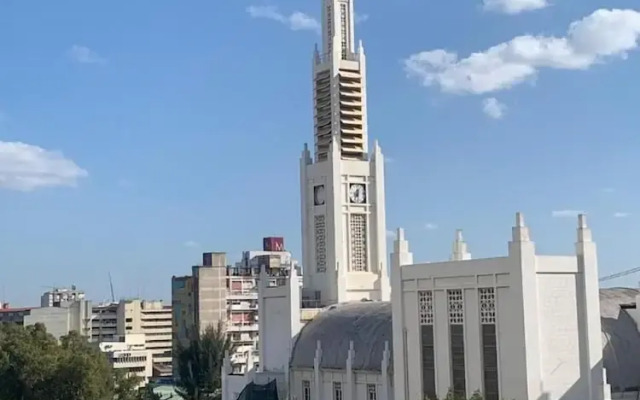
[108,272,116,302]
[599,266,640,282]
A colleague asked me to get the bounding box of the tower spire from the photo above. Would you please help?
[450,229,471,261]
[321,0,356,58]
[313,0,367,162]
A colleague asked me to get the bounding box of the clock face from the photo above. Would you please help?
[314,185,326,206]
[349,183,366,204]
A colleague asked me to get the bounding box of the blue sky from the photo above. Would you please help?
[1,0,639,306]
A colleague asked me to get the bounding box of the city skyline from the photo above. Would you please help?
[1,0,640,305]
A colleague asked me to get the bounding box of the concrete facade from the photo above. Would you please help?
[117,299,173,376]
[301,0,389,307]
[99,333,153,387]
[174,248,302,375]
[222,213,614,400]
[24,298,92,340]
[40,286,85,307]
[391,213,608,400]
[89,299,172,377]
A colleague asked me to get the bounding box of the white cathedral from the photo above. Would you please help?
[221,1,632,399]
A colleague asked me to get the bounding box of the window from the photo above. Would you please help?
[448,289,466,397]
[349,214,368,272]
[480,288,499,400]
[314,215,327,273]
[419,290,436,399]
[333,382,342,400]
[302,380,311,400]
[367,384,377,400]
[340,4,348,59]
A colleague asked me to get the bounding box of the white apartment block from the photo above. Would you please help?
[92,299,172,377]
[99,333,153,386]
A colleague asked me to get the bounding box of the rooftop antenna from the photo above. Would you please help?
[108,272,116,303]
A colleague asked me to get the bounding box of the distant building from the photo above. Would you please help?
[99,333,153,387]
[40,286,85,307]
[24,298,92,340]
[91,299,172,377]
[172,241,301,375]
[0,303,32,325]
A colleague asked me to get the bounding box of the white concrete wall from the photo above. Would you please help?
[391,214,606,400]
[300,144,389,306]
[257,267,301,373]
[290,368,387,400]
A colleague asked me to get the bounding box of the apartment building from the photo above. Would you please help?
[24,298,92,339]
[172,238,301,374]
[0,303,32,325]
[99,333,153,386]
[172,251,227,376]
[40,286,85,307]
[92,299,172,377]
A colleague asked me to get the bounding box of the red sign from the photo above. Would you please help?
[263,237,284,252]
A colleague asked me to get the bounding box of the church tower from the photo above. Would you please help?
[300,0,390,306]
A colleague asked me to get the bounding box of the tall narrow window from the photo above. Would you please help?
[448,289,466,397]
[418,290,436,399]
[333,382,343,400]
[367,384,377,400]
[314,215,327,273]
[340,4,348,59]
[480,288,499,400]
[302,380,311,400]
[326,5,333,55]
[349,214,368,271]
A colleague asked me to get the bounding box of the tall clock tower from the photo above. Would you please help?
[300,0,390,306]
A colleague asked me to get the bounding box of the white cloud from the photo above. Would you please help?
[355,13,370,23]
[483,0,548,15]
[386,230,396,239]
[0,141,88,191]
[482,97,507,119]
[68,45,105,64]
[404,9,640,95]
[552,209,584,218]
[425,223,438,230]
[247,6,320,33]
[614,212,630,218]
[184,240,200,248]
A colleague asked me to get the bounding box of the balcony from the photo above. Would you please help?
[227,290,258,300]
[229,303,257,311]
[227,323,259,332]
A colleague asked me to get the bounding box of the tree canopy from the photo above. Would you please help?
[174,320,234,400]
[0,323,154,400]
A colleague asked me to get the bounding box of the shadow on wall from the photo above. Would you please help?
[533,360,603,400]
[602,312,640,393]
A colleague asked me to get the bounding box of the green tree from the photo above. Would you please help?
[175,320,234,400]
[0,323,145,400]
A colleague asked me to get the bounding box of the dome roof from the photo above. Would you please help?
[289,289,640,389]
[599,287,640,391]
[290,301,392,372]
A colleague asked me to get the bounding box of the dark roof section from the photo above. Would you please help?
[235,379,279,400]
[289,301,392,372]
